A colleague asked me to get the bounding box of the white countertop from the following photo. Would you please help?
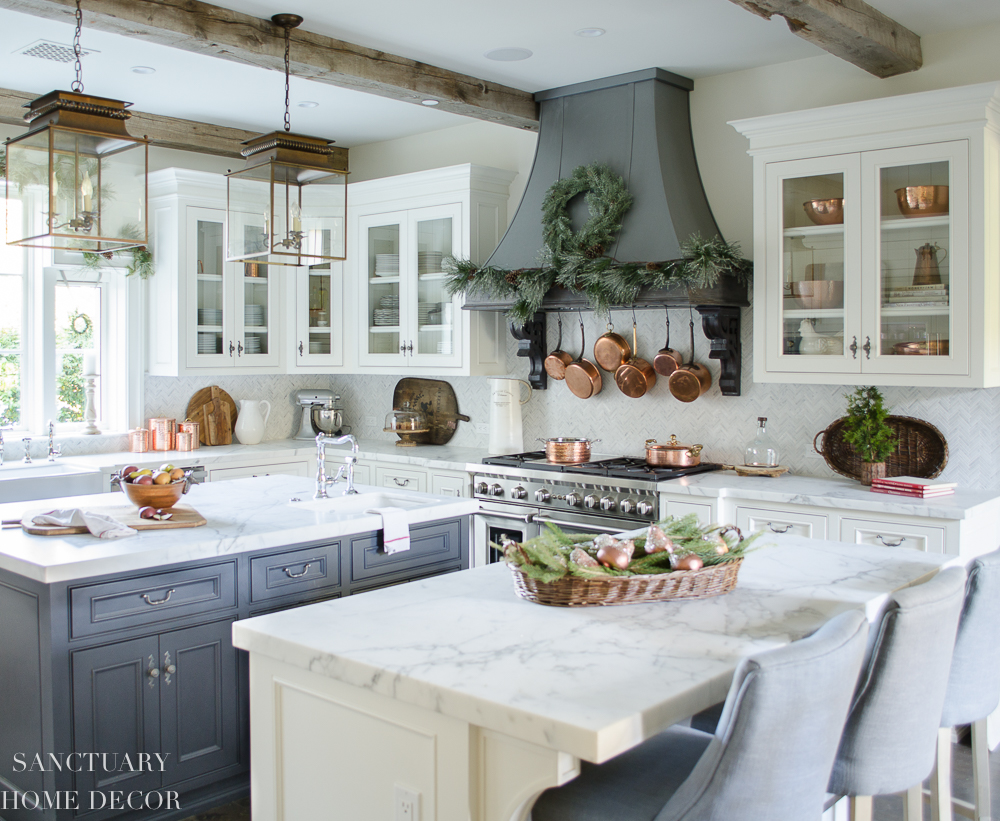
[0,475,477,584]
[232,535,952,763]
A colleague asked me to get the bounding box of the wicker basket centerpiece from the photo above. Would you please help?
[813,415,948,481]
[503,516,758,607]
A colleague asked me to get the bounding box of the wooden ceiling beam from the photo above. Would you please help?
[0,86,349,169]
[3,0,539,130]
[728,0,922,78]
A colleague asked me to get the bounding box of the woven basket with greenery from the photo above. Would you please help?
[814,415,948,480]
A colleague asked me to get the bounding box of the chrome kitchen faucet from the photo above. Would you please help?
[315,433,359,498]
[48,421,61,461]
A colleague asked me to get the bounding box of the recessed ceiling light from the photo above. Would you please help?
[130,66,156,74]
[485,47,533,62]
[574,28,606,37]
[421,99,439,106]
[297,101,319,108]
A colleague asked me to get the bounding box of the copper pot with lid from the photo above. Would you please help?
[537,437,601,464]
[645,435,704,467]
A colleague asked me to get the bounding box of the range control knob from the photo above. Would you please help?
[475,481,489,495]
[489,484,505,497]
[565,492,582,507]
[619,498,636,515]
[600,497,617,512]
[535,488,551,503]
[584,494,599,509]
[637,500,655,516]
[510,485,527,500]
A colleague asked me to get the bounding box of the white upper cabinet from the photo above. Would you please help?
[732,81,1000,388]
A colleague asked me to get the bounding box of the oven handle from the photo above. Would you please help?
[477,509,535,523]
[533,516,629,534]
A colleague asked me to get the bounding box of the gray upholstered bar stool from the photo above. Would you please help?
[930,548,1000,821]
[826,566,968,821]
[528,608,870,821]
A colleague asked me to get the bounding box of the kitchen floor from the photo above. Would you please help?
[182,735,998,820]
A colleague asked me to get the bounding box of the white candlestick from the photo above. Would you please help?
[291,200,302,233]
[82,375,100,435]
[81,175,93,212]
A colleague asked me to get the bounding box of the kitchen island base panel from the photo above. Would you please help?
[248,655,580,821]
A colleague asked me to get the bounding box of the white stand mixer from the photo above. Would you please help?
[294,390,343,440]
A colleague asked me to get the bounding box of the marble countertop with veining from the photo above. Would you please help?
[0,475,477,584]
[232,536,952,763]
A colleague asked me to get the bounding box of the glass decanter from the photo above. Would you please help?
[744,417,779,467]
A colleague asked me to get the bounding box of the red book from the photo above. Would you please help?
[871,486,955,498]
[872,476,957,491]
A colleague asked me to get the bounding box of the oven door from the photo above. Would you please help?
[532,510,645,539]
[473,503,539,567]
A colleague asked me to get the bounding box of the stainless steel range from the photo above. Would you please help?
[469,451,721,566]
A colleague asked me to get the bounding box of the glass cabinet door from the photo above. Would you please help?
[190,210,230,367]
[763,156,862,374]
[361,215,404,364]
[295,263,343,366]
[409,206,461,366]
[238,261,277,366]
[863,141,969,376]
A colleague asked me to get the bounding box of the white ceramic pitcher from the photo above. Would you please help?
[234,399,271,445]
[488,378,531,455]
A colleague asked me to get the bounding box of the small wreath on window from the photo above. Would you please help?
[70,312,92,336]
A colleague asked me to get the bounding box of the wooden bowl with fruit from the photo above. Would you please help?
[117,464,192,511]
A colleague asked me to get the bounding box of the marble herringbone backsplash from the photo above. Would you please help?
[135,307,1000,487]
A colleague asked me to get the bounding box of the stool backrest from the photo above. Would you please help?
[657,609,869,821]
[828,566,967,798]
[941,548,1000,727]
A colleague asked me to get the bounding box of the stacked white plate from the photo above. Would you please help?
[309,340,326,354]
[374,254,399,277]
[379,294,399,308]
[418,302,436,324]
[245,336,262,354]
[418,251,444,274]
[198,333,219,354]
[373,309,399,326]
[244,304,265,327]
[198,308,223,326]
[437,340,453,355]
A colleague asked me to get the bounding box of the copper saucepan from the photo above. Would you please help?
[645,434,704,467]
[565,314,603,399]
[615,316,656,398]
[593,316,631,372]
[544,315,573,381]
[653,309,682,377]
[537,437,602,464]
[667,311,712,403]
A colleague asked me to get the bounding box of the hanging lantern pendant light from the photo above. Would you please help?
[225,13,347,267]
[4,0,149,252]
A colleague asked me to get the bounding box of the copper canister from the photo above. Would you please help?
[178,419,201,449]
[176,431,194,452]
[149,418,177,451]
[128,428,149,453]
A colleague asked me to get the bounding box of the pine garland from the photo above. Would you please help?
[446,162,751,325]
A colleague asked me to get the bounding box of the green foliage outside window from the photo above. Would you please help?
[0,327,20,426]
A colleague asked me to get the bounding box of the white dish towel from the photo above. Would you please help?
[32,509,137,539]
[365,507,410,554]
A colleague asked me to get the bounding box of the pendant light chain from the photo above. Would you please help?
[283,24,291,133]
[71,0,84,92]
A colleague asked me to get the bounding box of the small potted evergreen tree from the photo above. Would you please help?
[842,387,897,485]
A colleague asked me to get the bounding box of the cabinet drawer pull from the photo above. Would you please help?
[141,588,175,606]
[393,477,410,487]
[876,534,906,547]
[283,563,312,578]
[767,522,793,534]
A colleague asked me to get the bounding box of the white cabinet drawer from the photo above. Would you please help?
[208,460,310,481]
[663,500,713,526]
[840,517,946,553]
[375,466,427,493]
[352,462,372,485]
[735,506,829,539]
[431,472,468,498]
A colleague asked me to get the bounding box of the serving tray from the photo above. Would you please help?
[21,505,207,536]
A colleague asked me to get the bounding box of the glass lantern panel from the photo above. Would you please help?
[414,216,454,357]
[367,223,400,356]
[878,161,951,358]
[196,219,225,356]
[780,173,846,357]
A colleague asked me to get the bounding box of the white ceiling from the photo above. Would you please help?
[2,0,1000,148]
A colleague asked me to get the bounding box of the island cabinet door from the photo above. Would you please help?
[159,620,241,788]
[71,636,163,802]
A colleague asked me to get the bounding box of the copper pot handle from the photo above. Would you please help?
[688,444,704,457]
[645,438,657,447]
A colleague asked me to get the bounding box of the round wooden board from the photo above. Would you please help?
[722,464,790,478]
[185,386,238,445]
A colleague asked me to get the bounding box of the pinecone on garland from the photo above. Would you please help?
[646,262,662,271]
[101,251,114,261]
[505,269,523,286]
[583,244,605,260]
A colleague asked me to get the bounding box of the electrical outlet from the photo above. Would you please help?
[394,785,420,821]
[474,423,489,435]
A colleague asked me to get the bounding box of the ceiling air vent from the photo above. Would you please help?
[15,39,97,63]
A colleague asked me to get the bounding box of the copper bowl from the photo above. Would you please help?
[893,340,949,356]
[803,198,844,225]
[789,280,844,310]
[895,186,949,218]
[538,437,600,464]
[121,478,189,509]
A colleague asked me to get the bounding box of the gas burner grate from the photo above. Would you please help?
[481,451,547,467]
[601,461,725,481]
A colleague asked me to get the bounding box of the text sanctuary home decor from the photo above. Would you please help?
[445,162,752,325]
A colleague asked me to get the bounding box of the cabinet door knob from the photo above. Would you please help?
[229,341,235,357]
[299,341,304,357]
[283,563,312,579]
[863,336,872,359]
[148,667,160,678]
[141,588,175,606]
[238,341,244,357]
[849,337,858,359]
[164,664,177,675]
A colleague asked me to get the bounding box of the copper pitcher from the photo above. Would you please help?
[913,243,946,287]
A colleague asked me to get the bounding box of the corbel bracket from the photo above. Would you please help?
[696,306,742,396]
[510,313,547,390]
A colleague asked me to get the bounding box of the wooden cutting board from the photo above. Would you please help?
[21,505,207,536]
[185,386,237,446]
[391,378,471,446]
[722,464,790,478]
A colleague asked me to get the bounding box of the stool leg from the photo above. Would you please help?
[971,718,991,821]
[930,727,954,821]
[905,784,923,821]
[851,796,874,821]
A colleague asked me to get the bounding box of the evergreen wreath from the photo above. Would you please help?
[446,162,751,325]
